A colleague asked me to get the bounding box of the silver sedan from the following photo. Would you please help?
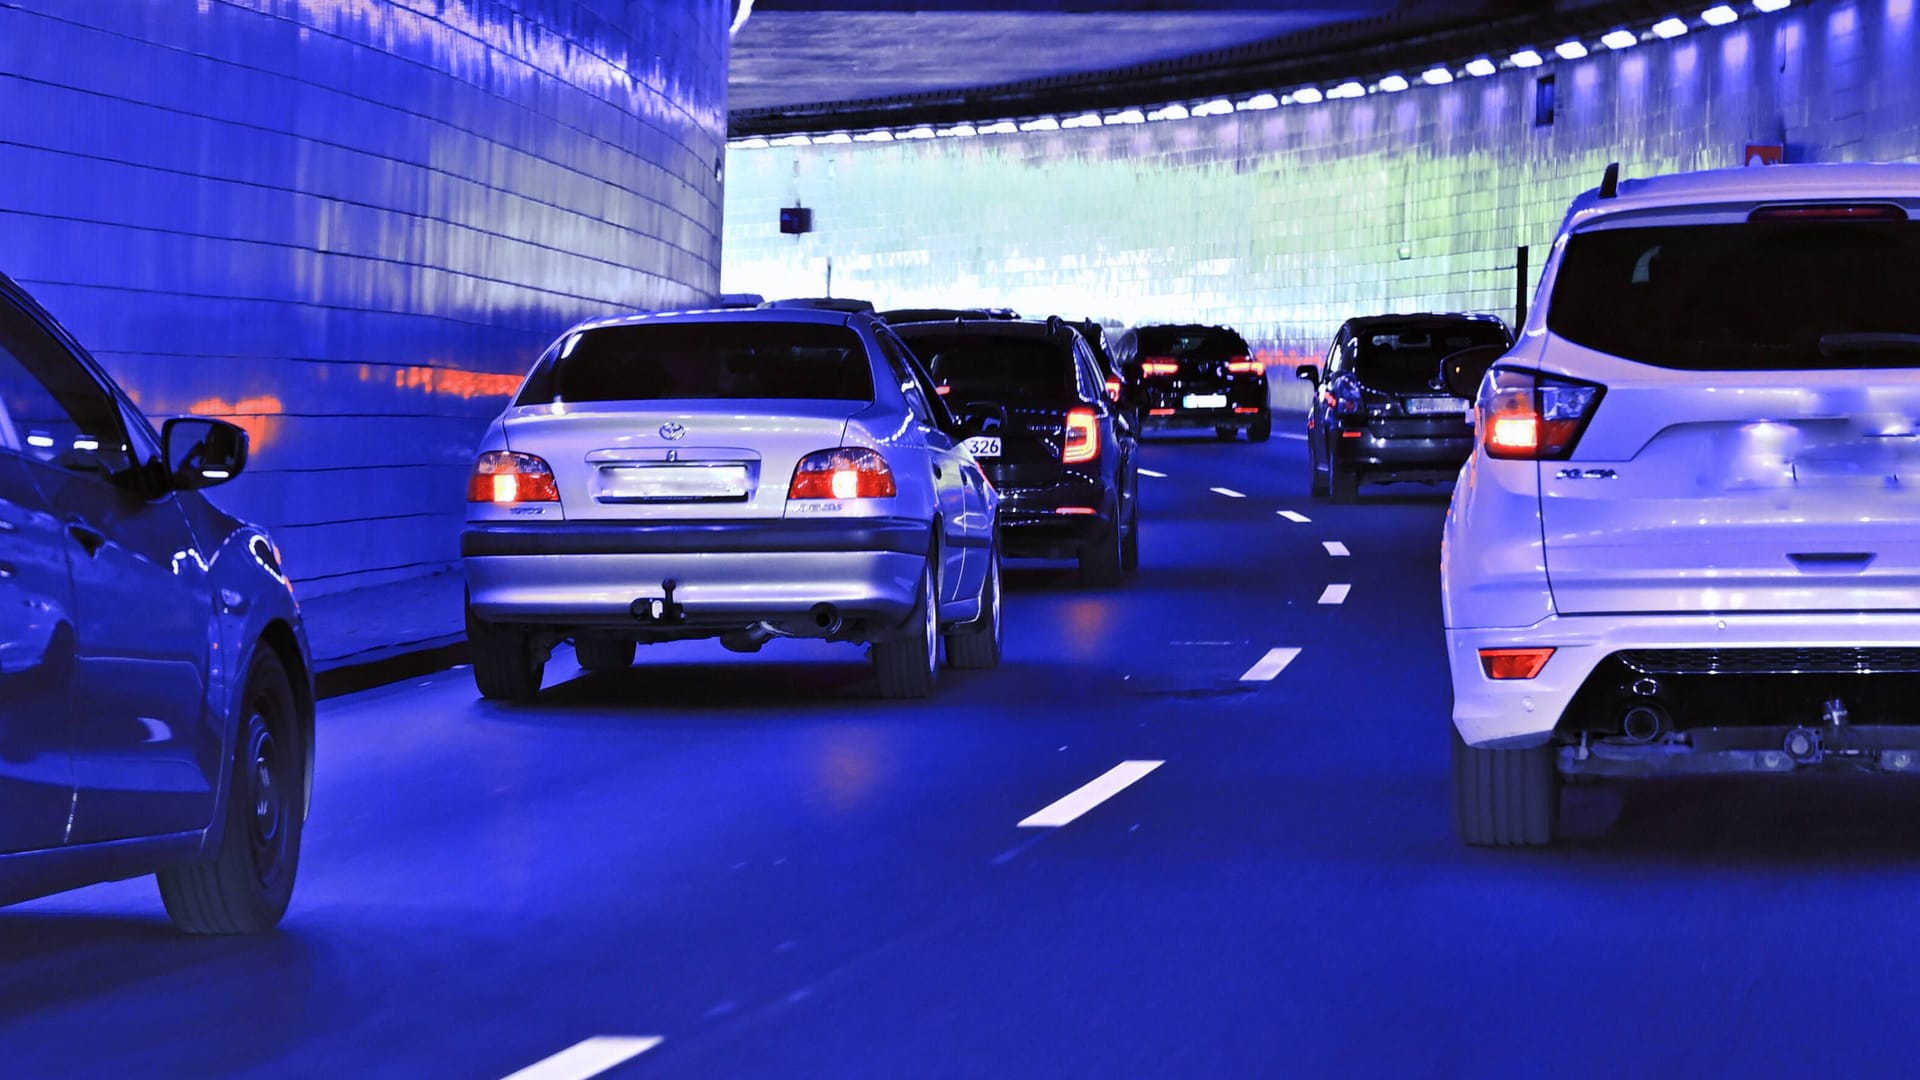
[462,307,1002,699]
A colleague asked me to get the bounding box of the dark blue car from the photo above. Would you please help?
[0,272,314,933]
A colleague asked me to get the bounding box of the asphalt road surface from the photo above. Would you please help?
[10,431,1920,1078]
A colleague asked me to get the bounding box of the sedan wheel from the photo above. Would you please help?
[874,559,938,698]
[945,550,1002,669]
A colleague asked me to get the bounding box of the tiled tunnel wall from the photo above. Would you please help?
[723,0,1916,411]
[0,0,728,595]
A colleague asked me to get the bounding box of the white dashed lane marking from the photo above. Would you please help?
[1277,510,1311,523]
[1139,468,1167,478]
[502,1037,664,1080]
[1211,487,1246,498]
[1019,761,1165,828]
[1319,584,1351,605]
[1323,541,1350,557]
[1239,647,1302,682]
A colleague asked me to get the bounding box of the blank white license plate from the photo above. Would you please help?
[601,465,749,500]
[962,435,1002,459]
[1405,396,1467,415]
[1183,394,1228,410]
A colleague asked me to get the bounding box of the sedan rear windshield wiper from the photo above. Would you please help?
[1819,332,1920,358]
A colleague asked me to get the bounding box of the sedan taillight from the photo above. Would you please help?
[789,447,897,499]
[1104,375,1123,402]
[1225,356,1265,375]
[1140,358,1180,377]
[1480,368,1605,460]
[469,451,558,503]
[1062,407,1099,464]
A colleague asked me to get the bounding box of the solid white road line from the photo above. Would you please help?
[1139,468,1167,478]
[1239,646,1302,682]
[1277,510,1311,523]
[1019,761,1164,828]
[1319,584,1351,605]
[1211,487,1246,498]
[502,1037,664,1080]
[1275,432,1308,441]
[1323,541,1350,557]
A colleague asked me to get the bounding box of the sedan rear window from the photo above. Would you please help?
[908,337,1078,403]
[1135,328,1250,361]
[1548,219,1920,369]
[1350,323,1510,392]
[515,322,874,405]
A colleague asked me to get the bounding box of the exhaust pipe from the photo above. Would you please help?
[810,603,842,636]
[1620,703,1669,744]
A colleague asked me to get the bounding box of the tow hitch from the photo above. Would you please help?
[631,579,687,625]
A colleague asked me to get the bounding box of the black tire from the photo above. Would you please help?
[1214,425,1238,441]
[1079,513,1125,587]
[157,649,303,934]
[874,559,938,698]
[1309,439,1330,497]
[1248,410,1272,443]
[1330,462,1360,504]
[1452,726,1560,846]
[574,635,636,672]
[467,599,545,702]
[1120,502,1140,573]
[945,549,1002,670]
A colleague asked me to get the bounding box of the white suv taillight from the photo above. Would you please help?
[1480,368,1605,460]
[468,451,558,502]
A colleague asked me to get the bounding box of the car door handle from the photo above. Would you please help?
[66,518,107,556]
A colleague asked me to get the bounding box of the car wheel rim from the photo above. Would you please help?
[244,707,289,888]
[990,556,1003,646]
[923,567,938,675]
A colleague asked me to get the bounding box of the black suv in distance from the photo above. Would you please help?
[1113,324,1270,442]
[1299,312,1513,503]
[894,317,1140,585]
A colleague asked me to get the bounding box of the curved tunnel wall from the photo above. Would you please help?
[723,0,1914,409]
[1,0,728,596]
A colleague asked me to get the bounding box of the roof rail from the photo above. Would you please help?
[1598,161,1621,199]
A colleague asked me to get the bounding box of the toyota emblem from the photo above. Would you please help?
[658,422,686,441]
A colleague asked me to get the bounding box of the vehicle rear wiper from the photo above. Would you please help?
[1818,332,1920,358]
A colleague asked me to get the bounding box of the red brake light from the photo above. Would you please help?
[1749,203,1908,223]
[1062,407,1099,464]
[1104,376,1123,402]
[789,447,896,499]
[1480,368,1604,461]
[935,384,952,396]
[469,451,558,503]
[1140,358,1180,376]
[1225,356,1265,375]
[1147,408,1175,416]
[1480,647,1555,680]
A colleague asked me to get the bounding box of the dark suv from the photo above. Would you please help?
[1299,312,1513,502]
[894,317,1140,585]
[1113,324,1270,442]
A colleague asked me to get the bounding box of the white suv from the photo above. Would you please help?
[1443,162,1920,845]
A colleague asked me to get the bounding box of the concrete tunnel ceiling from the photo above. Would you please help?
[727,0,1690,134]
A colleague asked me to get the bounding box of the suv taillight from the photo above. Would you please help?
[1140,358,1179,376]
[1062,407,1099,464]
[1225,356,1265,375]
[469,451,558,502]
[789,447,896,499]
[1480,368,1605,460]
[1104,375,1123,402]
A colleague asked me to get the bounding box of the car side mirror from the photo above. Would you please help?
[163,417,249,489]
[1295,364,1320,386]
[1440,345,1506,400]
[955,401,1008,439]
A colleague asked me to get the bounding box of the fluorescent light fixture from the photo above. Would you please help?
[1602,29,1638,49]
[770,134,810,147]
[1018,116,1060,131]
[1147,104,1190,121]
[1328,81,1366,99]
[936,123,977,137]
[1702,4,1738,24]
[1465,58,1498,77]
[853,130,893,141]
[1061,113,1102,128]
[1421,67,1454,85]
[1193,98,1234,116]
[1104,109,1146,125]
[1510,49,1544,67]
[1554,39,1589,59]
[1754,0,1789,10]
[813,132,852,144]
[900,126,936,140]
[1652,16,1690,37]
[1293,86,1324,104]
[26,434,53,448]
[1237,93,1280,110]
[1378,74,1410,92]
[734,137,770,150]
[978,121,1018,134]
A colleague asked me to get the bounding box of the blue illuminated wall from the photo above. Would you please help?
[0,0,728,595]
[723,0,1914,409]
